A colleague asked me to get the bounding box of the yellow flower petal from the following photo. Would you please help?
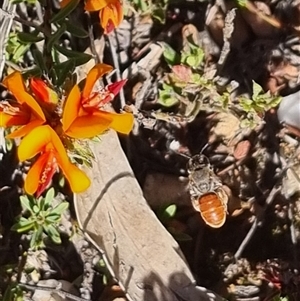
[0,112,30,127]
[99,0,123,34]
[62,84,82,132]
[82,64,113,100]
[18,125,49,161]
[49,128,70,167]
[7,119,45,139]
[64,114,112,138]
[84,0,116,11]
[3,71,46,121]
[95,111,133,134]
[59,162,91,193]
[3,72,26,102]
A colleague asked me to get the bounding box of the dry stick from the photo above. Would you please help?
[106,34,126,109]
[86,12,99,64]
[0,0,15,153]
[19,283,89,301]
[0,0,16,79]
[234,152,299,259]
[132,22,182,61]
[234,185,281,259]
[279,153,300,274]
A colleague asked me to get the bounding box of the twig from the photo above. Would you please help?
[234,148,300,259]
[106,34,126,109]
[0,8,47,35]
[0,1,16,80]
[234,185,281,259]
[13,15,46,34]
[86,12,99,63]
[19,283,90,301]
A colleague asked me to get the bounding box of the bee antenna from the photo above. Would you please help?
[169,140,191,159]
[200,143,209,155]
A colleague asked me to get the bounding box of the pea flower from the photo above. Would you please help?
[61,0,123,34]
[18,125,91,197]
[0,72,46,138]
[62,63,133,139]
[30,78,59,105]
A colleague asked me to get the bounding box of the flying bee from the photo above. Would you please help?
[187,153,228,228]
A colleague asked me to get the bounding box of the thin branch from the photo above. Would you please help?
[86,12,99,63]
[0,2,16,80]
[106,33,126,109]
[19,283,90,301]
[234,185,281,259]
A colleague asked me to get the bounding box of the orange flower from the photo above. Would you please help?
[30,78,58,105]
[18,125,90,196]
[61,0,123,34]
[98,0,123,34]
[62,63,133,139]
[0,72,46,138]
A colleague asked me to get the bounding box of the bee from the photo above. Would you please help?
[187,154,228,228]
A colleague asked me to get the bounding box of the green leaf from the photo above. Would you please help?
[162,43,180,66]
[54,45,92,66]
[12,44,30,63]
[45,215,61,223]
[236,0,247,8]
[32,204,39,214]
[11,217,35,233]
[30,226,44,249]
[157,96,179,107]
[32,49,48,73]
[185,56,198,68]
[3,284,15,301]
[44,188,55,207]
[39,197,46,212]
[44,224,61,244]
[50,0,80,23]
[153,6,166,23]
[252,81,263,99]
[158,87,179,107]
[17,32,44,43]
[20,195,33,212]
[164,204,177,218]
[53,59,76,86]
[49,201,69,216]
[46,23,67,52]
[23,67,42,79]
[65,21,89,38]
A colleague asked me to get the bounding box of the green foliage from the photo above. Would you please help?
[11,0,37,4]
[271,296,289,301]
[180,36,204,68]
[3,284,24,301]
[46,23,67,52]
[156,204,192,241]
[6,32,31,63]
[162,43,181,66]
[128,0,169,23]
[11,188,69,249]
[238,81,282,128]
[240,81,281,114]
[158,39,215,121]
[50,0,80,23]
[236,0,247,8]
[162,36,204,69]
[95,259,113,286]
[157,83,179,107]
[17,32,44,43]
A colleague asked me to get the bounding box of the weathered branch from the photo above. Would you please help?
[74,130,223,301]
